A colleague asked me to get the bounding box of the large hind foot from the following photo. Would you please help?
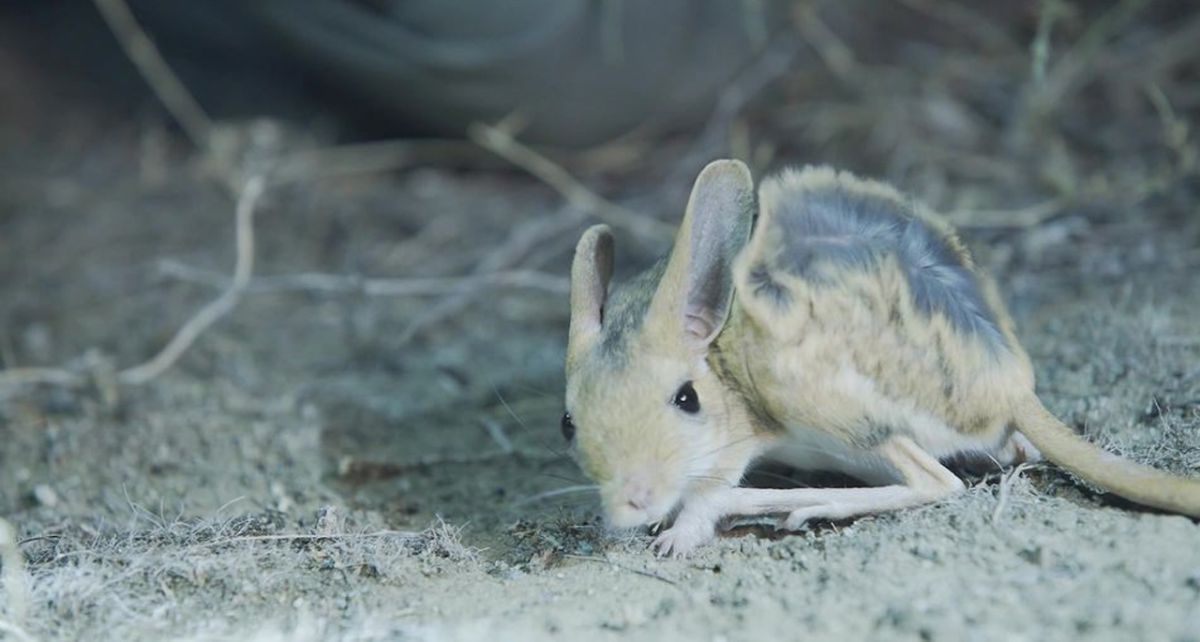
[651,437,966,555]
[744,437,966,530]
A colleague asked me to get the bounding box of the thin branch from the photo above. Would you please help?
[92,0,213,152]
[1029,0,1065,86]
[795,6,856,81]
[950,198,1064,229]
[0,179,265,390]
[892,0,1019,53]
[0,175,574,390]
[1028,0,1149,114]
[156,261,567,297]
[1145,82,1196,175]
[394,211,579,346]
[668,36,801,186]
[117,177,265,385]
[468,122,674,242]
[267,138,496,185]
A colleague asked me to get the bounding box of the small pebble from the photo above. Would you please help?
[33,484,59,508]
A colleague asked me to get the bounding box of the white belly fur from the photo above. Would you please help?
[761,364,1000,485]
[764,429,900,485]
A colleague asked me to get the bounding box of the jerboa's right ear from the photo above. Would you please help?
[568,224,614,358]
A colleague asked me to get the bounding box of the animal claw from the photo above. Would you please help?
[649,518,715,558]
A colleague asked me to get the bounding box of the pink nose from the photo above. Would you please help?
[623,480,653,512]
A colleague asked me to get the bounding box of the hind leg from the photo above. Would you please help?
[716,437,964,530]
[652,437,964,556]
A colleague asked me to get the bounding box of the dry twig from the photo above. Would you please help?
[91,0,213,154]
[394,210,580,346]
[669,36,801,187]
[0,177,266,390]
[118,177,265,385]
[795,6,856,81]
[156,262,567,298]
[951,198,1064,229]
[268,138,495,185]
[468,122,674,242]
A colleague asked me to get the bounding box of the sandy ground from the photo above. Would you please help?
[3,4,1200,641]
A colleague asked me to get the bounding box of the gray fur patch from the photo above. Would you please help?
[746,262,791,308]
[853,418,894,450]
[598,258,667,359]
[773,183,1005,349]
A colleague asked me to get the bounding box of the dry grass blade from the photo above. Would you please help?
[992,463,1034,524]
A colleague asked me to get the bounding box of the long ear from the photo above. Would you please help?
[650,159,755,351]
[568,224,614,356]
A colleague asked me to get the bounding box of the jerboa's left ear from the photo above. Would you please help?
[650,159,755,351]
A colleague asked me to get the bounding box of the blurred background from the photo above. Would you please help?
[1,2,1199,640]
[2,0,1196,388]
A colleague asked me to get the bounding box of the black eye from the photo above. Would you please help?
[560,412,576,441]
[672,382,700,414]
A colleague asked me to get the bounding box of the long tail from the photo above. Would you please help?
[1016,396,1200,517]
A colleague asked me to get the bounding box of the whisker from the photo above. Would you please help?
[688,433,761,462]
[492,384,530,431]
[533,439,572,460]
[537,471,591,485]
[693,437,854,466]
[511,484,599,507]
[490,383,572,459]
[504,383,559,398]
[743,468,813,487]
[686,475,736,488]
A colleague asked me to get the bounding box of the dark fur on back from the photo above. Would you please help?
[772,180,1005,350]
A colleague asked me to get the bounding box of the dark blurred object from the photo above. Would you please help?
[1,0,781,146]
[252,0,780,146]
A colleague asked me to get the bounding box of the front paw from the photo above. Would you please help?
[651,517,715,558]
